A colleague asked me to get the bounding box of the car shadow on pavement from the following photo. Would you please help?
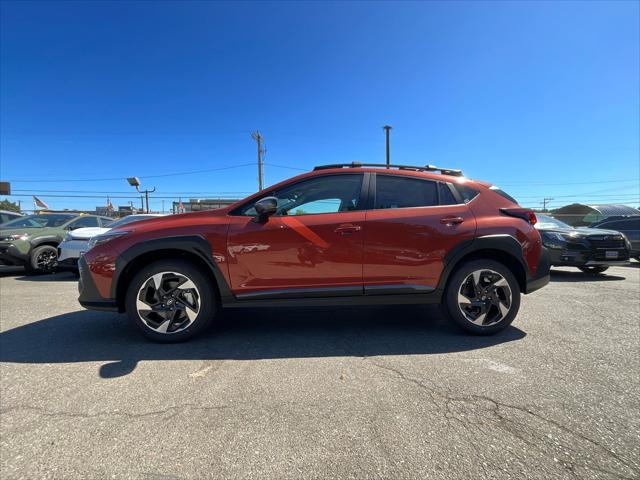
[0,268,78,281]
[0,305,526,379]
[549,269,626,282]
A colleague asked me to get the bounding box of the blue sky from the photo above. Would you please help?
[1,0,638,212]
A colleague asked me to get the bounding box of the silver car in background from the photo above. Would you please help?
[57,214,164,270]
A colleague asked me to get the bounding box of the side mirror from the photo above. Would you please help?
[253,197,278,222]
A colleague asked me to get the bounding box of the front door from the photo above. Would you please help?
[227,173,366,298]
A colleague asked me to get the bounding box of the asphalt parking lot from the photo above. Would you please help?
[1,265,638,480]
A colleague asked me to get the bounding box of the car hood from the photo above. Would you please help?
[537,226,624,238]
[111,209,231,235]
[0,226,55,238]
[68,227,110,240]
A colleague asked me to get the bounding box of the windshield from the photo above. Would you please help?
[1,214,75,228]
[535,214,573,229]
[108,215,159,228]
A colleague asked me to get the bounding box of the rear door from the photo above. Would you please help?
[363,174,476,292]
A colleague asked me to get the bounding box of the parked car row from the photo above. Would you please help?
[57,214,163,270]
[0,213,159,274]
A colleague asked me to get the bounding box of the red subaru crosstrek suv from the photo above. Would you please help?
[78,163,550,342]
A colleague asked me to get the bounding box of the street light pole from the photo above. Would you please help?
[127,177,155,213]
[383,125,392,168]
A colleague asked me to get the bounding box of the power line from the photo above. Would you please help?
[9,162,255,183]
[496,178,639,186]
[12,189,253,194]
[7,193,244,199]
[516,192,639,199]
[264,163,307,172]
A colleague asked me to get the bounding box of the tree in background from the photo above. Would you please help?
[0,199,21,213]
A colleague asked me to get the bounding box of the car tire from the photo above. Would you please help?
[578,266,609,274]
[443,259,521,335]
[125,259,217,343]
[25,245,58,275]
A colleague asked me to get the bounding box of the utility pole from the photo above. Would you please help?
[542,197,554,211]
[251,130,266,190]
[383,125,392,168]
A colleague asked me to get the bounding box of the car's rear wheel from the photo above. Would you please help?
[578,266,609,274]
[25,245,58,275]
[443,260,521,335]
[125,259,217,342]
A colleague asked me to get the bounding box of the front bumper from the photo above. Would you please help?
[0,242,29,266]
[58,239,89,262]
[78,256,118,311]
[525,246,550,294]
[547,247,630,267]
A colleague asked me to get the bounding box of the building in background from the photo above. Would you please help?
[171,198,238,214]
[118,205,139,217]
[552,203,640,226]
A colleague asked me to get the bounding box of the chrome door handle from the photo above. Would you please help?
[334,224,362,235]
[440,216,464,225]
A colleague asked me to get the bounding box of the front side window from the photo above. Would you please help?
[67,217,99,229]
[238,174,364,216]
[375,175,438,209]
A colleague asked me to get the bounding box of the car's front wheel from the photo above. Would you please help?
[578,266,609,274]
[443,260,521,335]
[125,259,217,342]
[25,245,58,275]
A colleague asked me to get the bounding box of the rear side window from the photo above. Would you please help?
[375,175,438,209]
[454,185,480,203]
[438,183,458,205]
[489,186,518,205]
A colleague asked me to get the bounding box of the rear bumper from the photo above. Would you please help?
[78,256,117,311]
[525,246,550,294]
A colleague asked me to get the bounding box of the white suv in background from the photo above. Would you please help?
[58,214,164,271]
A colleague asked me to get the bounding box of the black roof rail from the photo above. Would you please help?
[313,162,464,177]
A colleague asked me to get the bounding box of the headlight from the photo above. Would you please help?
[543,232,567,242]
[541,231,577,249]
[0,233,29,242]
[87,230,130,250]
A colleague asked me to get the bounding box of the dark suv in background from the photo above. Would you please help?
[78,162,550,342]
[589,216,640,261]
[535,214,631,274]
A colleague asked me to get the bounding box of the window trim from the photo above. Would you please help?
[229,172,369,217]
[371,173,465,211]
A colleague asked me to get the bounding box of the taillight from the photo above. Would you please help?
[500,208,537,225]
